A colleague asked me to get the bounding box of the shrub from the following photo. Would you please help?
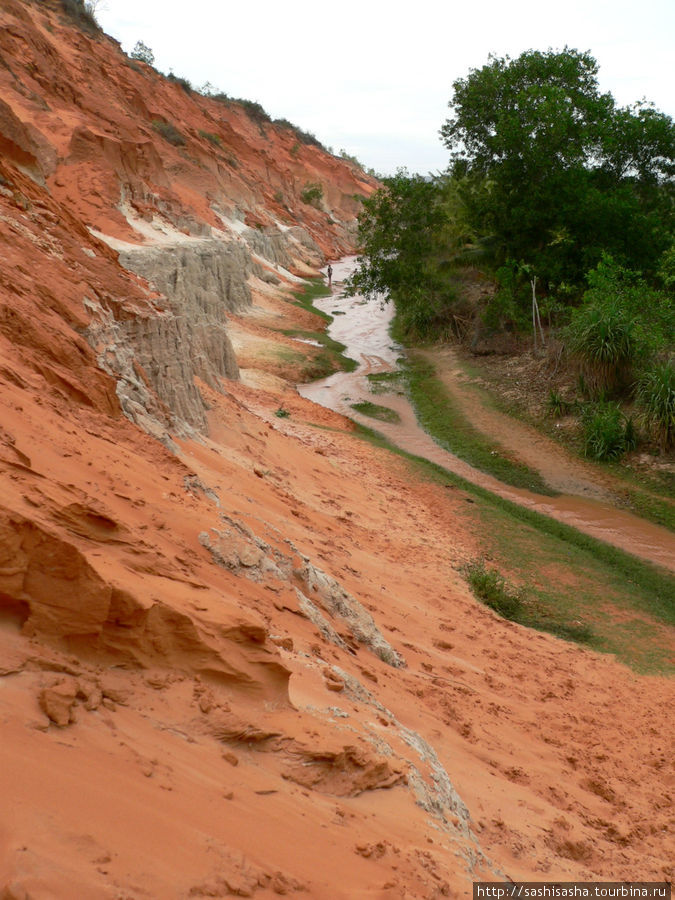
[274,407,290,418]
[198,130,222,147]
[59,0,101,33]
[151,119,186,146]
[233,98,271,125]
[301,183,323,207]
[464,560,524,620]
[581,402,636,460]
[547,389,572,418]
[350,401,401,424]
[130,41,154,66]
[166,73,193,94]
[339,148,364,168]
[274,119,325,149]
[635,359,675,451]
[566,302,637,397]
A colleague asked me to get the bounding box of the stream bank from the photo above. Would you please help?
[298,257,675,573]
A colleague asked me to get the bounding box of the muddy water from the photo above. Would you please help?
[299,257,675,572]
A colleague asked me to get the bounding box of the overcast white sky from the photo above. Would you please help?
[97,0,675,176]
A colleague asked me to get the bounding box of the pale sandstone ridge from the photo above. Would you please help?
[0,1,673,898]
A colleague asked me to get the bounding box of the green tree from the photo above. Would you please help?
[131,41,155,66]
[441,49,675,287]
[346,170,454,338]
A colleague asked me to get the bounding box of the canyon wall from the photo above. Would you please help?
[0,0,375,436]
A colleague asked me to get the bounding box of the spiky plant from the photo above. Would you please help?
[581,402,636,461]
[546,389,571,418]
[635,359,675,451]
[566,302,637,397]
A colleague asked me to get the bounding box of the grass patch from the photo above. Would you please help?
[465,560,525,619]
[290,279,332,319]
[151,119,186,146]
[465,560,595,644]
[59,0,101,34]
[366,371,404,395]
[282,329,357,379]
[274,278,358,381]
[464,353,675,532]
[351,420,674,673]
[404,353,557,496]
[278,278,357,379]
[198,130,222,147]
[620,488,675,532]
[350,401,401,423]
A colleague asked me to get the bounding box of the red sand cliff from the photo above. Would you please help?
[0,2,673,898]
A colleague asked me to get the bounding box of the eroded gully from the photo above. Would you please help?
[298,257,675,573]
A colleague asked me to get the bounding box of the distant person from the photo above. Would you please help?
[327,263,333,288]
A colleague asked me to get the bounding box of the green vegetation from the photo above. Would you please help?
[290,279,331,317]
[274,407,290,419]
[198,130,222,147]
[282,328,356,380]
[345,170,457,341]
[151,119,186,147]
[635,359,675,451]
[301,183,324,207]
[130,41,154,65]
[464,560,526,619]
[350,401,401,423]
[366,371,404,395]
[274,119,324,149]
[581,402,637,461]
[441,49,674,287]
[546,389,573,418]
[59,0,101,33]
[351,421,674,672]
[348,49,674,459]
[465,559,595,642]
[166,72,193,93]
[273,280,357,379]
[403,354,557,494]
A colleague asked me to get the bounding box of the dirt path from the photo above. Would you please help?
[417,345,617,502]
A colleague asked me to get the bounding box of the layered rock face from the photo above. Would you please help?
[0,0,375,436]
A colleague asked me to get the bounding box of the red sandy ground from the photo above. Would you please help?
[1,351,673,897]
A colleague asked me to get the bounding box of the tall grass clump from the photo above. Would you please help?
[635,359,675,451]
[464,560,524,619]
[464,560,595,646]
[566,300,637,397]
[581,402,637,461]
[59,0,101,33]
[151,120,186,147]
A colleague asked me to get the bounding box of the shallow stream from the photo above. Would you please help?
[298,257,675,572]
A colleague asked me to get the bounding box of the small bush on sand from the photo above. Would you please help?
[152,120,186,147]
[464,560,524,620]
